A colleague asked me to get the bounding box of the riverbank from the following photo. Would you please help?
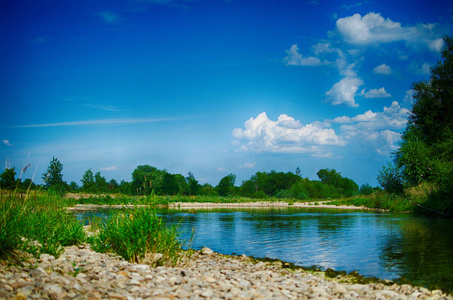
[1,245,450,300]
[67,201,388,212]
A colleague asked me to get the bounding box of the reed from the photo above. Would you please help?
[0,190,86,259]
[89,207,191,266]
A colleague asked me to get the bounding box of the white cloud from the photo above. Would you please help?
[239,162,256,169]
[429,38,444,52]
[100,166,118,171]
[403,89,415,103]
[98,12,119,23]
[217,167,227,172]
[361,87,391,98]
[2,140,12,147]
[332,101,410,155]
[336,13,418,45]
[325,77,363,107]
[284,44,323,66]
[373,63,392,74]
[232,112,345,154]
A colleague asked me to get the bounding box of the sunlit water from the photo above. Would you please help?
[75,208,453,291]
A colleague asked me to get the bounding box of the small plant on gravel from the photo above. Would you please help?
[90,207,190,266]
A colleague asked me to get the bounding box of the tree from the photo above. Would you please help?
[186,172,199,196]
[95,172,108,193]
[42,157,65,189]
[131,165,165,195]
[392,35,453,214]
[81,169,95,192]
[161,173,179,195]
[0,168,17,190]
[217,174,236,196]
[69,181,79,191]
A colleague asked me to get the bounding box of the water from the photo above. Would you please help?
[76,207,453,291]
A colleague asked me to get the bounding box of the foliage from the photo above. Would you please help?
[42,157,66,191]
[0,191,86,259]
[377,163,405,195]
[81,169,95,192]
[387,35,453,215]
[186,172,199,196]
[0,168,18,190]
[216,173,236,196]
[90,207,188,266]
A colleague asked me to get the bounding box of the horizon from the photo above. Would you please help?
[1,0,452,187]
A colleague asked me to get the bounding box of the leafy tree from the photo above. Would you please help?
[42,157,65,189]
[186,172,199,196]
[377,163,404,195]
[81,169,95,192]
[217,174,236,196]
[131,165,165,195]
[392,35,453,214]
[108,179,119,191]
[0,168,17,190]
[69,181,79,191]
[161,173,179,195]
[359,183,374,196]
[95,172,108,193]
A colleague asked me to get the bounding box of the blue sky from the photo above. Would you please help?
[1,0,452,187]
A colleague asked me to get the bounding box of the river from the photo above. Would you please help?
[75,207,453,291]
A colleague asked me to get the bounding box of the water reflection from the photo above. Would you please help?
[75,208,453,291]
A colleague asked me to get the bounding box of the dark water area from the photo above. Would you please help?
[75,208,453,291]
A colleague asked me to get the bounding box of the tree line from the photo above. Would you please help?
[377,36,453,216]
[0,157,372,199]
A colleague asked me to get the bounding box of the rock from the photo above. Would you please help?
[200,247,214,255]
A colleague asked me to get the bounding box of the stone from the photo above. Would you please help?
[200,247,214,255]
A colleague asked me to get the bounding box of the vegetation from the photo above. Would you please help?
[89,207,190,266]
[378,36,453,217]
[0,190,191,267]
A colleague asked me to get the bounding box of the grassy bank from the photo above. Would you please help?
[0,190,187,267]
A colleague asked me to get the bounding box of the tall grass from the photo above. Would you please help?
[0,190,86,259]
[89,207,191,266]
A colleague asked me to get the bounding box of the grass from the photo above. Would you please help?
[88,207,192,266]
[0,190,86,259]
[0,190,192,267]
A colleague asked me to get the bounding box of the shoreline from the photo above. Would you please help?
[68,201,388,212]
[1,245,450,299]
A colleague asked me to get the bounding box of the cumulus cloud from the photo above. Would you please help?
[336,13,416,45]
[2,140,12,147]
[361,87,391,98]
[374,63,392,74]
[284,45,323,66]
[325,77,363,107]
[100,166,118,171]
[403,89,415,103]
[232,112,345,154]
[429,38,444,52]
[330,101,410,154]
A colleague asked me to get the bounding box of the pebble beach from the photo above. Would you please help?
[1,244,451,300]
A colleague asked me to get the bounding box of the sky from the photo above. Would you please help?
[1,0,452,187]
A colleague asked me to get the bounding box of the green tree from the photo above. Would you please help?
[81,169,95,192]
[42,157,65,189]
[95,172,108,193]
[131,165,165,195]
[186,172,199,196]
[108,179,119,191]
[161,173,179,195]
[0,168,17,190]
[69,181,79,191]
[217,174,236,196]
[393,35,453,214]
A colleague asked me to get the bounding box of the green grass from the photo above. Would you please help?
[0,190,86,259]
[89,207,191,266]
[1,190,191,267]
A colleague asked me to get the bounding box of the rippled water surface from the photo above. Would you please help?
[76,208,453,291]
